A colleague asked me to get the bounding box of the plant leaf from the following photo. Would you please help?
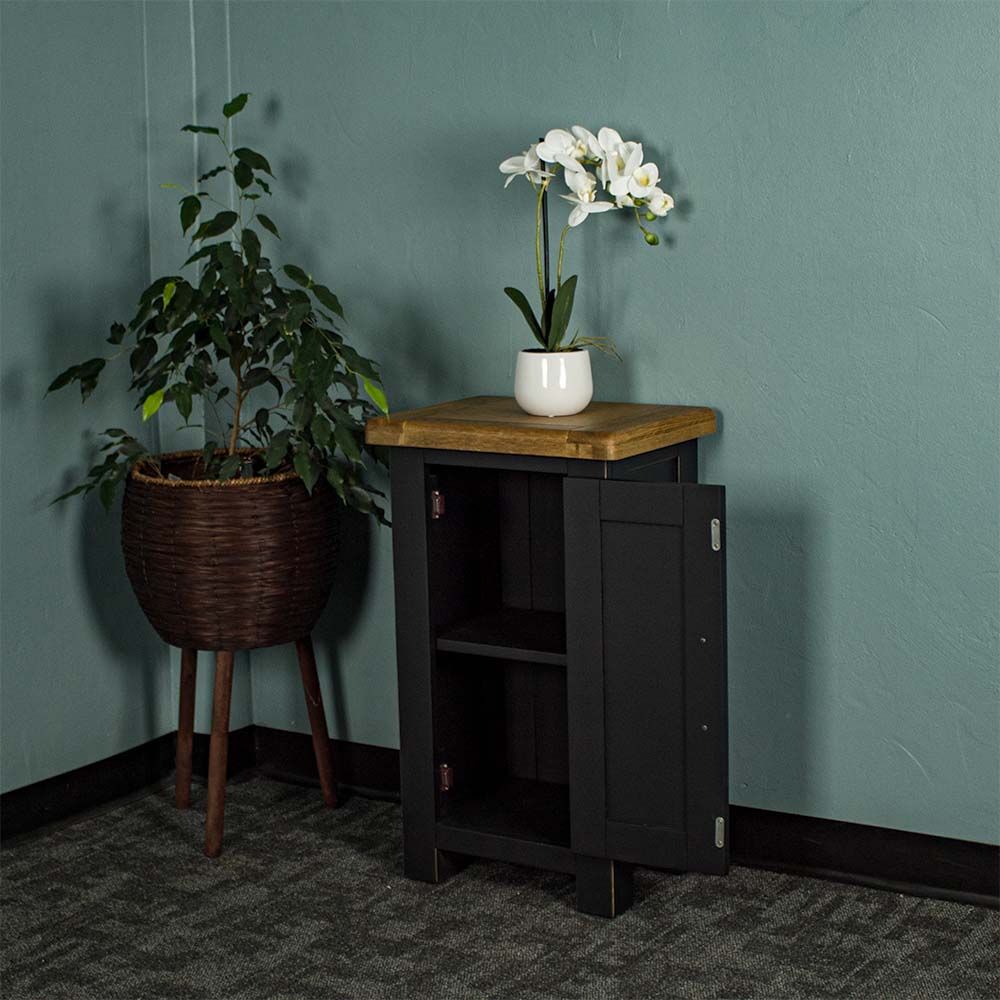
[362,376,388,414]
[198,165,227,182]
[242,366,272,390]
[257,213,280,239]
[162,281,176,309]
[311,412,332,447]
[98,478,118,512]
[312,283,343,318]
[283,264,310,288]
[172,383,193,420]
[334,424,361,463]
[242,228,261,268]
[179,195,201,234]
[233,160,253,189]
[192,210,238,241]
[265,428,291,469]
[503,287,544,346]
[181,124,220,135]
[234,146,272,175]
[142,388,165,421]
[215,454,240,480]
[293,448,320,493]
[547,274,577,351]
[223,93,249,118]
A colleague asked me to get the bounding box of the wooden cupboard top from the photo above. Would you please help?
[365,396,716,462]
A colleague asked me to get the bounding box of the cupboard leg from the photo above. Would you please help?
[575,856,634,917]
[295,635,337,808]
[204,651,234,859]
[175,648,197,810]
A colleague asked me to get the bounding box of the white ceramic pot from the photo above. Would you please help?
[514,349,593,417]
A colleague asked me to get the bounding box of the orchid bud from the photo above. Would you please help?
[645,211,656,222]
[644,232,660,246]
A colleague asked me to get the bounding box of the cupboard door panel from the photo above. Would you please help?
[564,478,728,875]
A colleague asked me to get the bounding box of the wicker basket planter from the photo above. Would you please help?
[122,450,339,651]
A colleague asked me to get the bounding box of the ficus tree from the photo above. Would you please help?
[49,93,389,523]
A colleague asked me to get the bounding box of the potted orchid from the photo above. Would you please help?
[499,126,673,416]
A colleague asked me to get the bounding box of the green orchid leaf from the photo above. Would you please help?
[222,93,249,118]
[547,274,577,351]
[504,286,544,347]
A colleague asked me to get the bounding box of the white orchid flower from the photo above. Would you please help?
[560,172,617,227]
[628,162,660,200]
[615,193,636,208]
[571,125,602,160]
[499,144,551,188]
[564,168,597,199]
[647,187,675,216]
[536,128,586,173]
[607,141,644,197]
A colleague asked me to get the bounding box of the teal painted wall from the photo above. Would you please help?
[0,1,173,792]
[1,2,997,846]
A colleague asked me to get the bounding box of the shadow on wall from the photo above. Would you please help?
[310,505,376,737]
[728,497,821,811]
[35,201,169,736]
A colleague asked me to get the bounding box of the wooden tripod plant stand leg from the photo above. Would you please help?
[173,636,337,857]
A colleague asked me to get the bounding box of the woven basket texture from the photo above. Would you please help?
[122,451,339,651]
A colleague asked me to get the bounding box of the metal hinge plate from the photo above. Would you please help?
[710,518,722,552]
[431,490,445,519]
[715,816,725,849]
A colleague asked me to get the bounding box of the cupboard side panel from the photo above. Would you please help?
[390,448,438,881]
[683,484,729,874]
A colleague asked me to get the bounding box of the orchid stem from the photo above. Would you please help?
[556,225,570,290]
[535,183,546,308]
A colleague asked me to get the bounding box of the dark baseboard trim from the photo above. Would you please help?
[3,731,996,908]
[0,733,177,841]
[1,725,398,843]
[730,805,999,909]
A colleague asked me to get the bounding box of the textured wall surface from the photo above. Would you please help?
[2,2,997,846]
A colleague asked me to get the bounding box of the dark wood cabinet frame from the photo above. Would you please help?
[388,439,727,917]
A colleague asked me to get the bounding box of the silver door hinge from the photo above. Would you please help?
[710,518,722,551]
[714,816,725,848]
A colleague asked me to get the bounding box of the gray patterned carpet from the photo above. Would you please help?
[2,776,997,999]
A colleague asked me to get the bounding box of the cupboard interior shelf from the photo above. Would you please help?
[436,608,566,666]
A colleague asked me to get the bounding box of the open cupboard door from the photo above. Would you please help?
[564,478,728,874]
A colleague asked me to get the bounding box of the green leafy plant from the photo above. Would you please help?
[49,94,388,523]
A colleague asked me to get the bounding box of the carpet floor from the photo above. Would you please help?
[2,776,997,1000]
